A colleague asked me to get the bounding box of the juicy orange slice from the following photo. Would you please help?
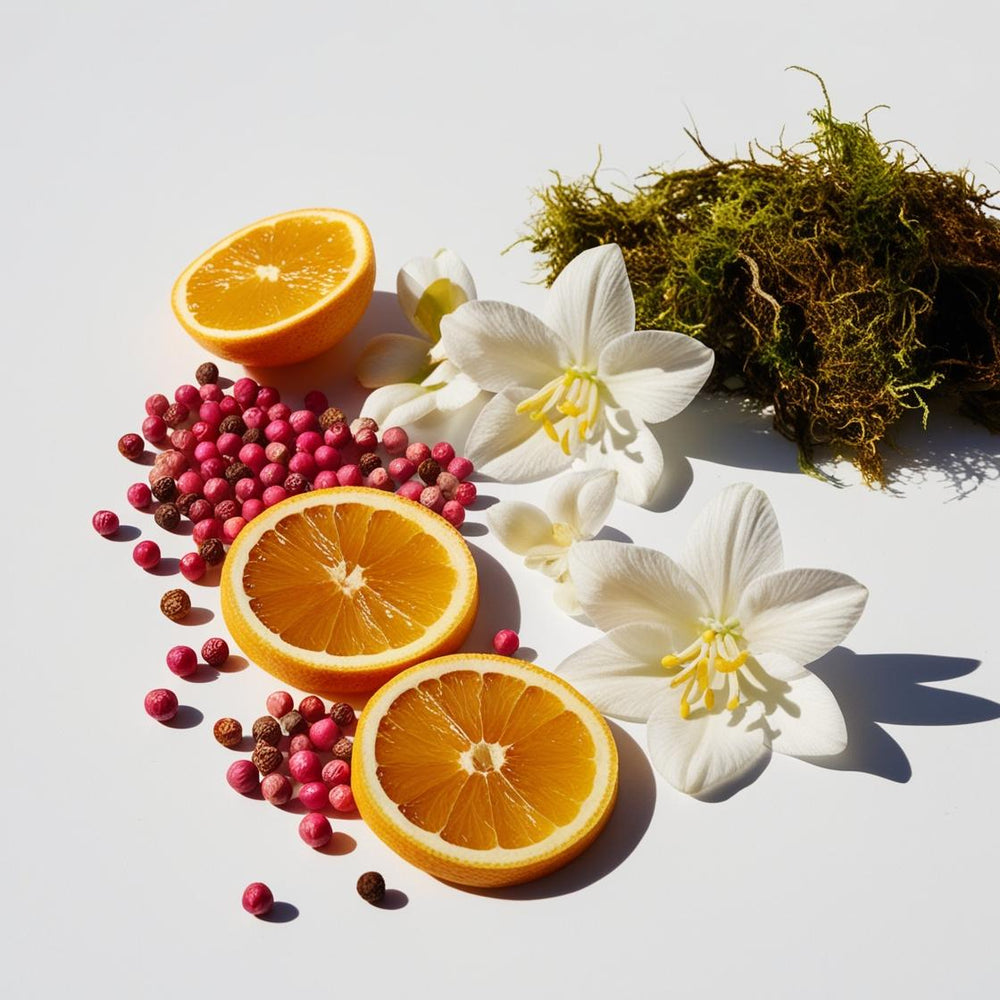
[171,208,375,367]
[220,488,478,693]
[353,654,618,887]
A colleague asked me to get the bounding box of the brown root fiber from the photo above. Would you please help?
[524,76,1000,483]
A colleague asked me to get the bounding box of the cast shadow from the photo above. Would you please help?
[149,558,180,577]
[178,607,214,626]
[260,901,299,923]
[317,832,356,856]
[164,706,203,730]
[466,721,655,900]
[107,525,141,542]
[217,655,249,674]
[459,545,521,650]
[376,889,408,910]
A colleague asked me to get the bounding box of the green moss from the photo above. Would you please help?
[524,73,1000,483]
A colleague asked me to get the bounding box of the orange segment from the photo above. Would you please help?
[353,654,618,887]
[171,208,375,367]
[220,488,478,694]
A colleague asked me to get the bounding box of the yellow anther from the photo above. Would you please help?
[727,695,740,711]
[558,401,584,417]
[679,699,691,719]
[541,417,558,442]
[661,654,681,669]
[578,421,589,439]
[702,629,716,643]
[704,689,715,710]
[559,429,571,455]
[696,659,709,690]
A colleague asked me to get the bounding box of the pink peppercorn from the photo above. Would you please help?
[366,467,392,490]
[381,426,408,456]
[388,457,416,482]
[322,758,351,787]
[132,540,160,569]
[313,471,338,489]
[298,812,332,849]
[299,696,326,723]
[238,443,267,474]
[127,482,152,510]
[226,759,260,795]
[405,442,431,464]
[266,691,294,718]
[288,750,322,784]
[493,629,520,656]
[352,416,378,434]
[454,481,477,506]
[187,498,213,523]
[216,432,242,458]
[447,456,474,480]
[166,645,198,678]
[241,882,274,916]
[419,485,445,513]
[145,688,178,722]
[176,470,204,495]
[313,445,340,471]
[284,474,308,499]
[190,420,216,443]
[203,477,231,504]
[267,402,291,422]
[265,420,294,446]
[441,500,465,527]
[328,784,356,813]
[261,772,292,807]
[199,457,227,481]
[264,441,290,465]
[396,480,424,502]
[162,402,189,428]
[179,551,206,582]
[295,430,323,454]
[288,733,313,754]
[261,485,287,508]
[145,393,169,417]
[151,449,189,480]
[336,464,362,487]
[199,400,223,426]
[258,463,285,488]
[199,382,223,403]
[192,517,223,544]
[222,516,246,543]
[92,509,119,536]
[193,440,219,463]
[432,441,456,465]
[118,432,145,460]
[354,427,378,451]
[324,422,352,448]
[299,781,329,811]
[175,383,200,408]
[233,377,259,408]
[242,498,265,521]
[288,453,317,479]
[214,499,239,522]
[233,477,260,503]
[304,389,329,413]
[242,405,266,430]
[201,637,229,666]
[436,471,460,499]
[308,717,341,751]
[142,415,168,444]
[170,428,197,457]
[219,396,241,417]
[288,409,316,434]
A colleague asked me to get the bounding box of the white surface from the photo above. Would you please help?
[4,2,1000,997]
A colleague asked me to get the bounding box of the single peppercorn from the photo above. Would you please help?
[224,461,251,485]
[359,452,382,476]
[331,702,355,728]
[417,458,441,484]
[151,476,177,502]
[162,403,189,429]
[201,636,229,667]
[356,871,386,904]
[279,710,306,735]
[213,717,243,748]
[195,361,219,385]
[283,472,309,495]
[154,502,181,531]
[160,588,191,621]
[174,492,197,517]
[318,407,346,430]
[197,537,224,566]
[252,741,283,775]
[252,715,282,747]
[330,737,353,762]
[118,433,145,460]
[242,427,265,445]
[219,414,246,436]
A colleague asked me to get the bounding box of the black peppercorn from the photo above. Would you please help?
[359,452,382,475]
[252,716,282,747]
[224,461,252,485]
[331,737,353,761]
[418,458,441,484]
[330,702,355,728]
[151,476,177,502]
[242,427,265,445]
[279,710,306,735]
[199,537,225,566]
[175,492,198,516]
[318,407,346,430]
[195,361,219,385]
[154,502,180,531]
[356,871,386,904]
[219,414,246,436]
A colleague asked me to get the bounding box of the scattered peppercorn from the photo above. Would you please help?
[154,502,181,531]
[144,688,179,722]
[160,588,191,622]
[359,452,382,475]
[493,628,520,656]
[252,741,283,775]
[279,710,306,735]
[330,737,353,762]
[252,715,282,747]
[213,717,243,748]
[298,695,326,723]
[195,361,219,385]
[241,881,273,916]
[266,691,294,718]
[199,537,225,565]
[417,458,441,484]
[201,637,230,667]
[330,702,355,728]
[118,433,145,460]
[151,476,177,502]
[92,510,120,537]
[356,871,386,904]
[318,407,346,430]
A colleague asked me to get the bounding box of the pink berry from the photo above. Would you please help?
[308,718,341,751]
[162,402,189,428]
[405,442,431,464]
[289,733,313,754]
[175,383,200,408]
[396,480,424,502]
[92,510,119,536]
[295,430,323,454]
[132,540,160,569]
[322,758,351,787]
[283,473,309,496]
[233,377,259,408]
[265,420,294,446]
[313,470,338,489]
[261,485,287,508]
[354,427,378,451]
[336,464,362,487]
[454,481,477,507]
[447,456,474,480]
[144,688,178,722]
[219,396,241,417]
[299,695,326,723]
[199,382,223,403]
[289,410,317,434]
[493,629,520,656]
[351,416,378,434]
[241,882,274,916]
[235,476,262,502]
[170,428,197,457]
[261,772,292,807]
[166,645,198,678]
[190,420,216,443]
[266,691,294,718]
[288,452,317,478]
[313,445,340,471]
[223,516,246,543]
[366,468,392,490]
[431,441,455,465]
[242,498,265,521]
[199,400,223,426]
[264,441,290,465]
[328,784,356,813]
[381,426,408,456]
[419,485,445,513]
[145,393,169,416]
[176,470,204,496]
[214,499,239,522]
[298,812,332,849]
[192,517,223,544]
[179,551,206,582]
[127,482,152,510]
[267,402,291,422]
[324,422,351,448]
[226,759,260,795]
[304,389,328,414]
[203,477,231,504]
[299,781,329,811]
[118,432,145,460]
[387,457,416,481]
[142,415,168,444]
[441,500,465,527]
[259,462,285,488]
[199,457,226,481]
[201,637,229,667]
[288,750,322,784]
[238,443,267,474]
[436,471,460,499]
[194,440,219,463]
[242,406,266,430]
[216,432,242,458]
[187,498,213,523]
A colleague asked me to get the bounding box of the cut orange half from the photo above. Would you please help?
[171,208,375,367]
[220,488,478,693]
[353,654,619,887]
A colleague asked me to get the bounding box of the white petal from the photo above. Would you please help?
[552,577,582,616]
[542,244,635,366]
[464,389,574,482]
[558,623,676,721]
[582,409,664,506]
[486,502,554,555]
[360,383,440,427]
[599,330,714,423]
[646,698,770,797]
[355,333,432,388]
[545,468,617,538]
[740,567,869,666]
[569,540,708,635]
[439,301,568,392]
[397,249,476,339]
[680,483,784,615]
[429,373,485,413]
[763,670,848,758]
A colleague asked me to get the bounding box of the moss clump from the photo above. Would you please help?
[524,75,1000,482]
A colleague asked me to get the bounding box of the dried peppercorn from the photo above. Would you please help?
[195,361,219,385]
[160,589,191,621]
[356,871,386,904]
[252,716,282,747]
[154,502,181,531]
[175,492,198,516]
[151,476,177,502]
[417,458,441,484]
[252,742,283,775]
[162,403,189,429]
[223,460,252,485]
[219,414,246,436]
[330,737,353,762]
[331,702,355,728]
[242,427,266,445]
[213,718,243,748]
[118,433,145,460]
[199,537,225,565]
[359,452,382,475]
[201,637,229,667]
[279,710,306,735]
[318,406,346,430]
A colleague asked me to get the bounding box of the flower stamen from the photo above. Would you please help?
[661,617,751,717]
[516,368,601,451]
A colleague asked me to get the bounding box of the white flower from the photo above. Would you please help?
[558,483,869,798]
[487,468,617,615]
[358,249,487,427]
[438,243,714,506]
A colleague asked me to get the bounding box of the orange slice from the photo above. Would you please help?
[353,654,619,887]
[220,488,478,693]
[171,208,375,367]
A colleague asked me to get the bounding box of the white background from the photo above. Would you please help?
[4,2,999,997]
